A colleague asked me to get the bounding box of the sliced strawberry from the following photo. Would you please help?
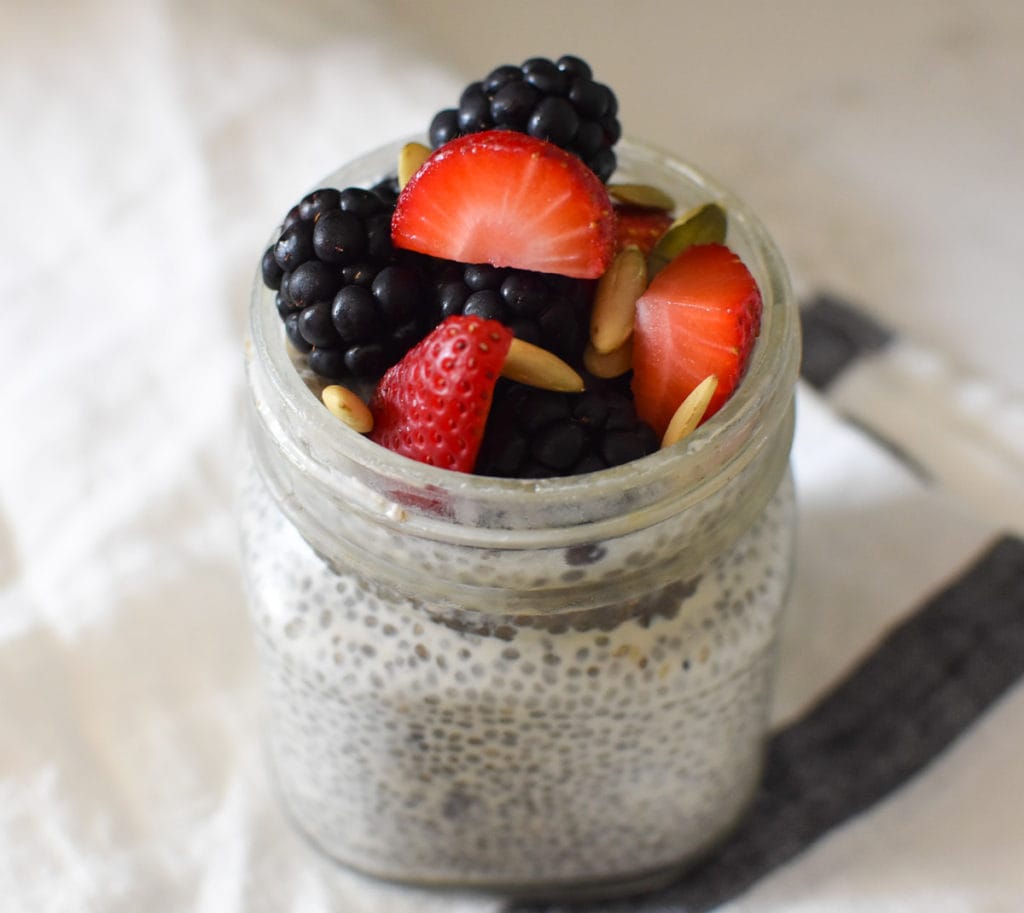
[391,130,615,280]
[369,315,513,473]
[613,205,673,257]
[631,243,762,437]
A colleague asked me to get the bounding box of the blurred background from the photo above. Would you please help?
[1,1,1022,909]
[5,0,1022,389]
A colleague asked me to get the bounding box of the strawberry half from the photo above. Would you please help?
[369,315,513,473]
[631,243,762,437]
[391,130,615,280]
[613,205,673,257]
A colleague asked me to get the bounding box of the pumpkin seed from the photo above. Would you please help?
[590,245,646,354]
[648,202,727,277]
[322,384,374,434]
[608,182,675,211]
[583,338,633,379]
[660,375,718,448]
[398,142,431,189]
[502,338,584,393]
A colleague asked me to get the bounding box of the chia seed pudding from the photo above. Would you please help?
[239,136,801,894]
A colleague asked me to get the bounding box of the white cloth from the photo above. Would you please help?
[3,2,1023,911]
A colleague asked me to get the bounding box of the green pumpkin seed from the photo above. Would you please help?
[647,202,728,277]
[608,182,676,211]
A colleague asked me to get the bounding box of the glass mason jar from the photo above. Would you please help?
[239,137,800,897]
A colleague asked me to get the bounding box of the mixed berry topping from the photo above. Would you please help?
[477,380,659,478]
[427,55,621,182]
[631,242,762,434]
[369,316,512,473]
[392,130,616,280]
[262,186,432,381]
[258,54,764,479]
[429,261,592,365]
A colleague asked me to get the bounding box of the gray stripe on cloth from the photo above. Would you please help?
[508,533,1024,913]
[798,293,930,479]
[799,293,892,391]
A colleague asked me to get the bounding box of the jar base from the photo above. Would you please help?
[274,768,758,903]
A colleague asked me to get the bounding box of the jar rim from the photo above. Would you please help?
[247,136,799,532]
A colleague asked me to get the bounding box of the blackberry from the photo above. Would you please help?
[476,380,659,479]
[428,55,621,182]
[261,183,434,381]
[429,261,594,366]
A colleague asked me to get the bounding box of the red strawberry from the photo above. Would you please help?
[631,243,762,437]
[369,316,513,473]
[613,205,673,256]
[391,130,615,280]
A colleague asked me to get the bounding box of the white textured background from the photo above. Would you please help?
[2,1,1022,910]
